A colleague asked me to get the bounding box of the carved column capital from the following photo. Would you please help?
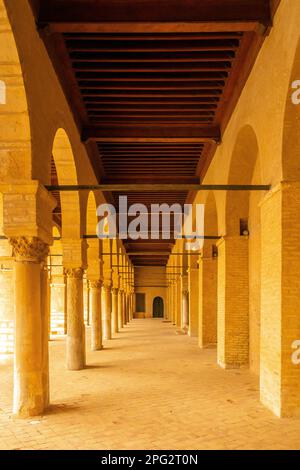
[89,280,103,290]
[10,236,49,263]
[64,267,84,280]
[103,282,112,292]
[112,287,119,295]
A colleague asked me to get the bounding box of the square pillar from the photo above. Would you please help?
[260,182,300,417]
[217,236,249,369]
[198,255,217,348]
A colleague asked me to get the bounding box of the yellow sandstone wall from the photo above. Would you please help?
[134,267,167,318]
[190,0,300,376]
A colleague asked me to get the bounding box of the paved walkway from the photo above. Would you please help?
[0,318,300,450]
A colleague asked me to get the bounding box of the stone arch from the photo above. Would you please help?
[282,38,300,180]
[225,125,260,236]
[218,125,263,370]
[52,128,81,239]
[226,126,263,374]
[111,239,119,275]
[102,238,112,283]
[49,226,66,336]
[0,0,32,181]
[86,191,102,282]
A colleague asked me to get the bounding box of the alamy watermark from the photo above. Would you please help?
[96,196,205,251]
[291,80,300,105]
[0,80,6,105]
[291,340,300,365]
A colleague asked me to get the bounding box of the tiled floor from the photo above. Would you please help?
[0,318,300,450]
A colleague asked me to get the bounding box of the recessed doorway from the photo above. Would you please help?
[153,297,164,318]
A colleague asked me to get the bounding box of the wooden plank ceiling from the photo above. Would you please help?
[35,0,272,266]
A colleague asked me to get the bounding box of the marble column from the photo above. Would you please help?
[86,280,90,326]
[123,291,127,325]
[182,290,189,334]
[10,236,49,418]
[89,280,103,351]
[65,267,86,370]
[112,288,119,335]
[102,282,112,340]
[40,261,50,408]
[63,271,68,335]
[118,289,124,329]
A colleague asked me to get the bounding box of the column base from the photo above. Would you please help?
[218,360,248,370]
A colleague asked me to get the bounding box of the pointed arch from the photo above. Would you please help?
[282,38,300,180]
[226,125,260,236]
[52,128,81,239]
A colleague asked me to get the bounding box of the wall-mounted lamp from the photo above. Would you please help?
[240,218,249,237]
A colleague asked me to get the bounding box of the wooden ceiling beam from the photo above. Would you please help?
[62,33,244,41]
[38,0,271,33]
[82,126,221,143]
[76,73,229,81]
[80,84,225,90]
[73,65,231,72]
[68,47,238,54]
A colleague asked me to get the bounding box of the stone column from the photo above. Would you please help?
[86,280,90,326]
[127,293,131,322]
[118,289,124,329]
[129,293,133,321]
[112,288,119,335]
[63,271,68,335]
[89,280,103,351]
[176,278,182,328]
[180,274,188,332]
[169,284,174,323]
[217,236,249,369]
[10,237,49,418]
[188,266,199,337]
[102,282,112,340]
[123,291,128,325]
[260,182,300,417]
[131,292,135,320]
[65,268,86,370]
[2,182,56,418]
[182,290,189,334]
[40,261,50,407]
[128,293,132,321]
[165,286,169,321]
[198,254,217,348]
[171,282,176,325]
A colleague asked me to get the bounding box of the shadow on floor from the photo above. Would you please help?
[45,403,82,416]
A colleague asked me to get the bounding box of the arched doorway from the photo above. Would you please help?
[153,297,164,318]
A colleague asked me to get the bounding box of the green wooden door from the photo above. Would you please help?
[153,297,164,318]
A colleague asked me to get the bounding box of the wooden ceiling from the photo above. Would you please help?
[34,0,274,266]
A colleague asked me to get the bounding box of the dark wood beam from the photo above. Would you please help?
[46,184,271,192]
[82,126,221,143]
[38,0,271,33]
